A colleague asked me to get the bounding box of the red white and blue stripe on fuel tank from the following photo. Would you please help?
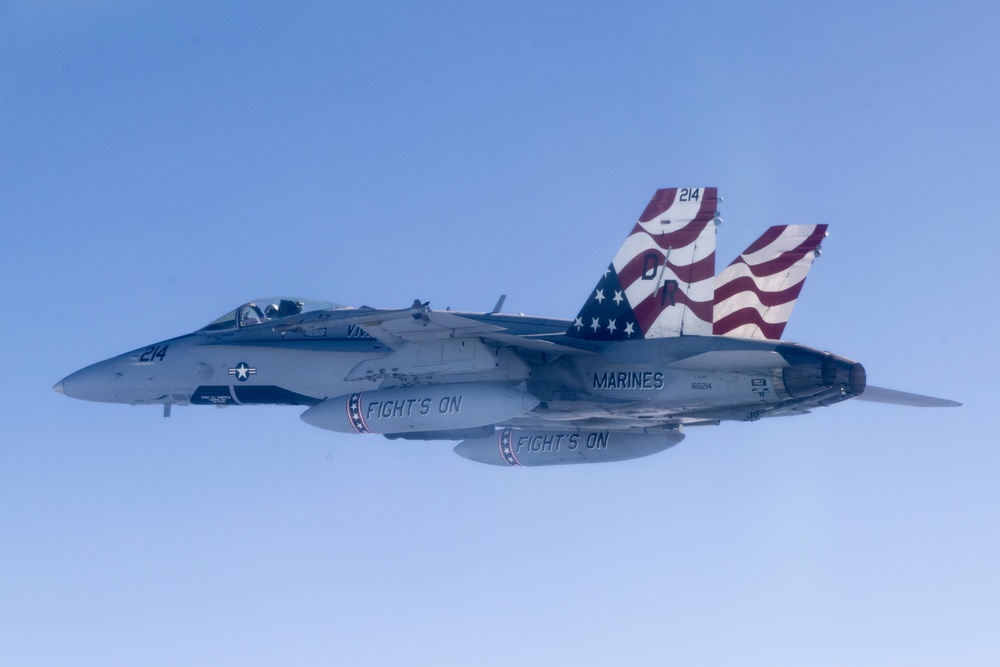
[347,392,372,434]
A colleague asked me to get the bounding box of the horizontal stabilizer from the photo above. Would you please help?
[857,385,961,407]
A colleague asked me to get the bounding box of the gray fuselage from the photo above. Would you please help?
[57,310,864,433]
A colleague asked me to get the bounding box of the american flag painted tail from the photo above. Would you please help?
[567,187,720,341]
[713,224,828,340]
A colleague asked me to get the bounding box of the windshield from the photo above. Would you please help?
[199,297,340,331]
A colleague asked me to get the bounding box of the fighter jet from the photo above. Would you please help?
[54,187,959,466]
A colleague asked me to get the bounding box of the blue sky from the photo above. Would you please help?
[2,2,998,665]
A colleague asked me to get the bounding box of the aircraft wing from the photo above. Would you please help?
[475,331,596,355]
[275,301,593,354]
[364,309,508,347]
[273,300,501,347]
[369,311,595,355]
[272,301,429,338]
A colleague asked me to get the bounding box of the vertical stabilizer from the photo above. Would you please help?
[713,224,827,340]
[568,187,719,341]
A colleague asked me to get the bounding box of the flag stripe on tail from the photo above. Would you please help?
[713,224,827,340]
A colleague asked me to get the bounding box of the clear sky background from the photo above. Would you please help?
[2,2,998,665]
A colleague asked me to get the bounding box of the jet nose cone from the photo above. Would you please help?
[56,360,118,403]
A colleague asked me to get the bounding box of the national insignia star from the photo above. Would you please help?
[594,289,605,303]
[624,322,635,336]
[613,290,624,305]
[607,319,617,333]
[574,317,584,330]
[228,362,257,381]
[590,317,601,331]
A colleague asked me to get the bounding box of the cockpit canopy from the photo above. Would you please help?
[199,297,341,331]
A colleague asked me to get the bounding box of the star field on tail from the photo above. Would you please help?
[568,263,641,341]
[566,187,719,341]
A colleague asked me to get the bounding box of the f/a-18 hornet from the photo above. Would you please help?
[55,187,959,466]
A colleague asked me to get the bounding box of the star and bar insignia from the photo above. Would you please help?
[228,362,257,382]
